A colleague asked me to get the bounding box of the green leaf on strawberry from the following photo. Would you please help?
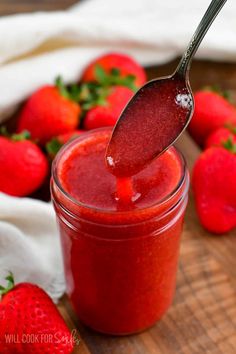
[11,130,31,141]
[83,85,134,129]
[55,66,137,120]
[222,137,236,153]
[46,130,83,158]
[81,53,147,87]
[94,65,137,91]
[95,65,108,85]
[46,138,63,157]
[0,272,15,296]
[55,76,82,103]
[55,76,70,99]
[110,68,120,77]
[0,126,31,141]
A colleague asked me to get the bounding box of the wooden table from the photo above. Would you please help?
[1,1,236,353]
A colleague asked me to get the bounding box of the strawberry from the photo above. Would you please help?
[0,273,74,353]
[0,132,48,197]
[46,130,84,158]
[81,52,146,88]
[205,126,236,149]
[55,130,84,145]
[17,77,81,145]
[188,90,236,146]
[83,86,134,130]
[192,142,236,234]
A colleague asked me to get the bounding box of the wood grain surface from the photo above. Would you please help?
[2,1,236,353]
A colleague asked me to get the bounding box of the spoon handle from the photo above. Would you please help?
[176,0,227,78]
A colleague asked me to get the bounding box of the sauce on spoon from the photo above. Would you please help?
[106,74,193,177]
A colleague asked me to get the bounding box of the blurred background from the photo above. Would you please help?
[1,0,235,92]
[0,0,77,15]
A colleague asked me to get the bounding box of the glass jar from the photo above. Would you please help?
[51,129,189,335]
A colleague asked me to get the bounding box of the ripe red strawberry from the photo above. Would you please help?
[0,273,74,353]
[46,130,84,158]
[192,143,236,234]
[17,78,81,145]
[0,132,48,197]
[81,52,146,87]
[205,126,236,149]
[83,86,134,130]
[188,90,236,146]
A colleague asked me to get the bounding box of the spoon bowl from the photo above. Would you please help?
[106,73,193,177]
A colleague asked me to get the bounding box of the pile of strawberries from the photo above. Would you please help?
[1,52,235,235]
[189,89,236,234]
[0,52,146,197]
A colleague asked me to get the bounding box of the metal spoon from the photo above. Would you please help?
[106,0,228,177]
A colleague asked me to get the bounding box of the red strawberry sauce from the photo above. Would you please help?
[106,77,193,177]
[51,128,189,334]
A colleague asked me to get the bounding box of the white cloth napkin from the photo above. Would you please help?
[0,194,65,301]
[0,0,236,122]
[0,0,236,301]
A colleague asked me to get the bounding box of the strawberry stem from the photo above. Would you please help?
[0,272,15,296]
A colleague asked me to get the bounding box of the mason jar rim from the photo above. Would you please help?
[52,127,188,217]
